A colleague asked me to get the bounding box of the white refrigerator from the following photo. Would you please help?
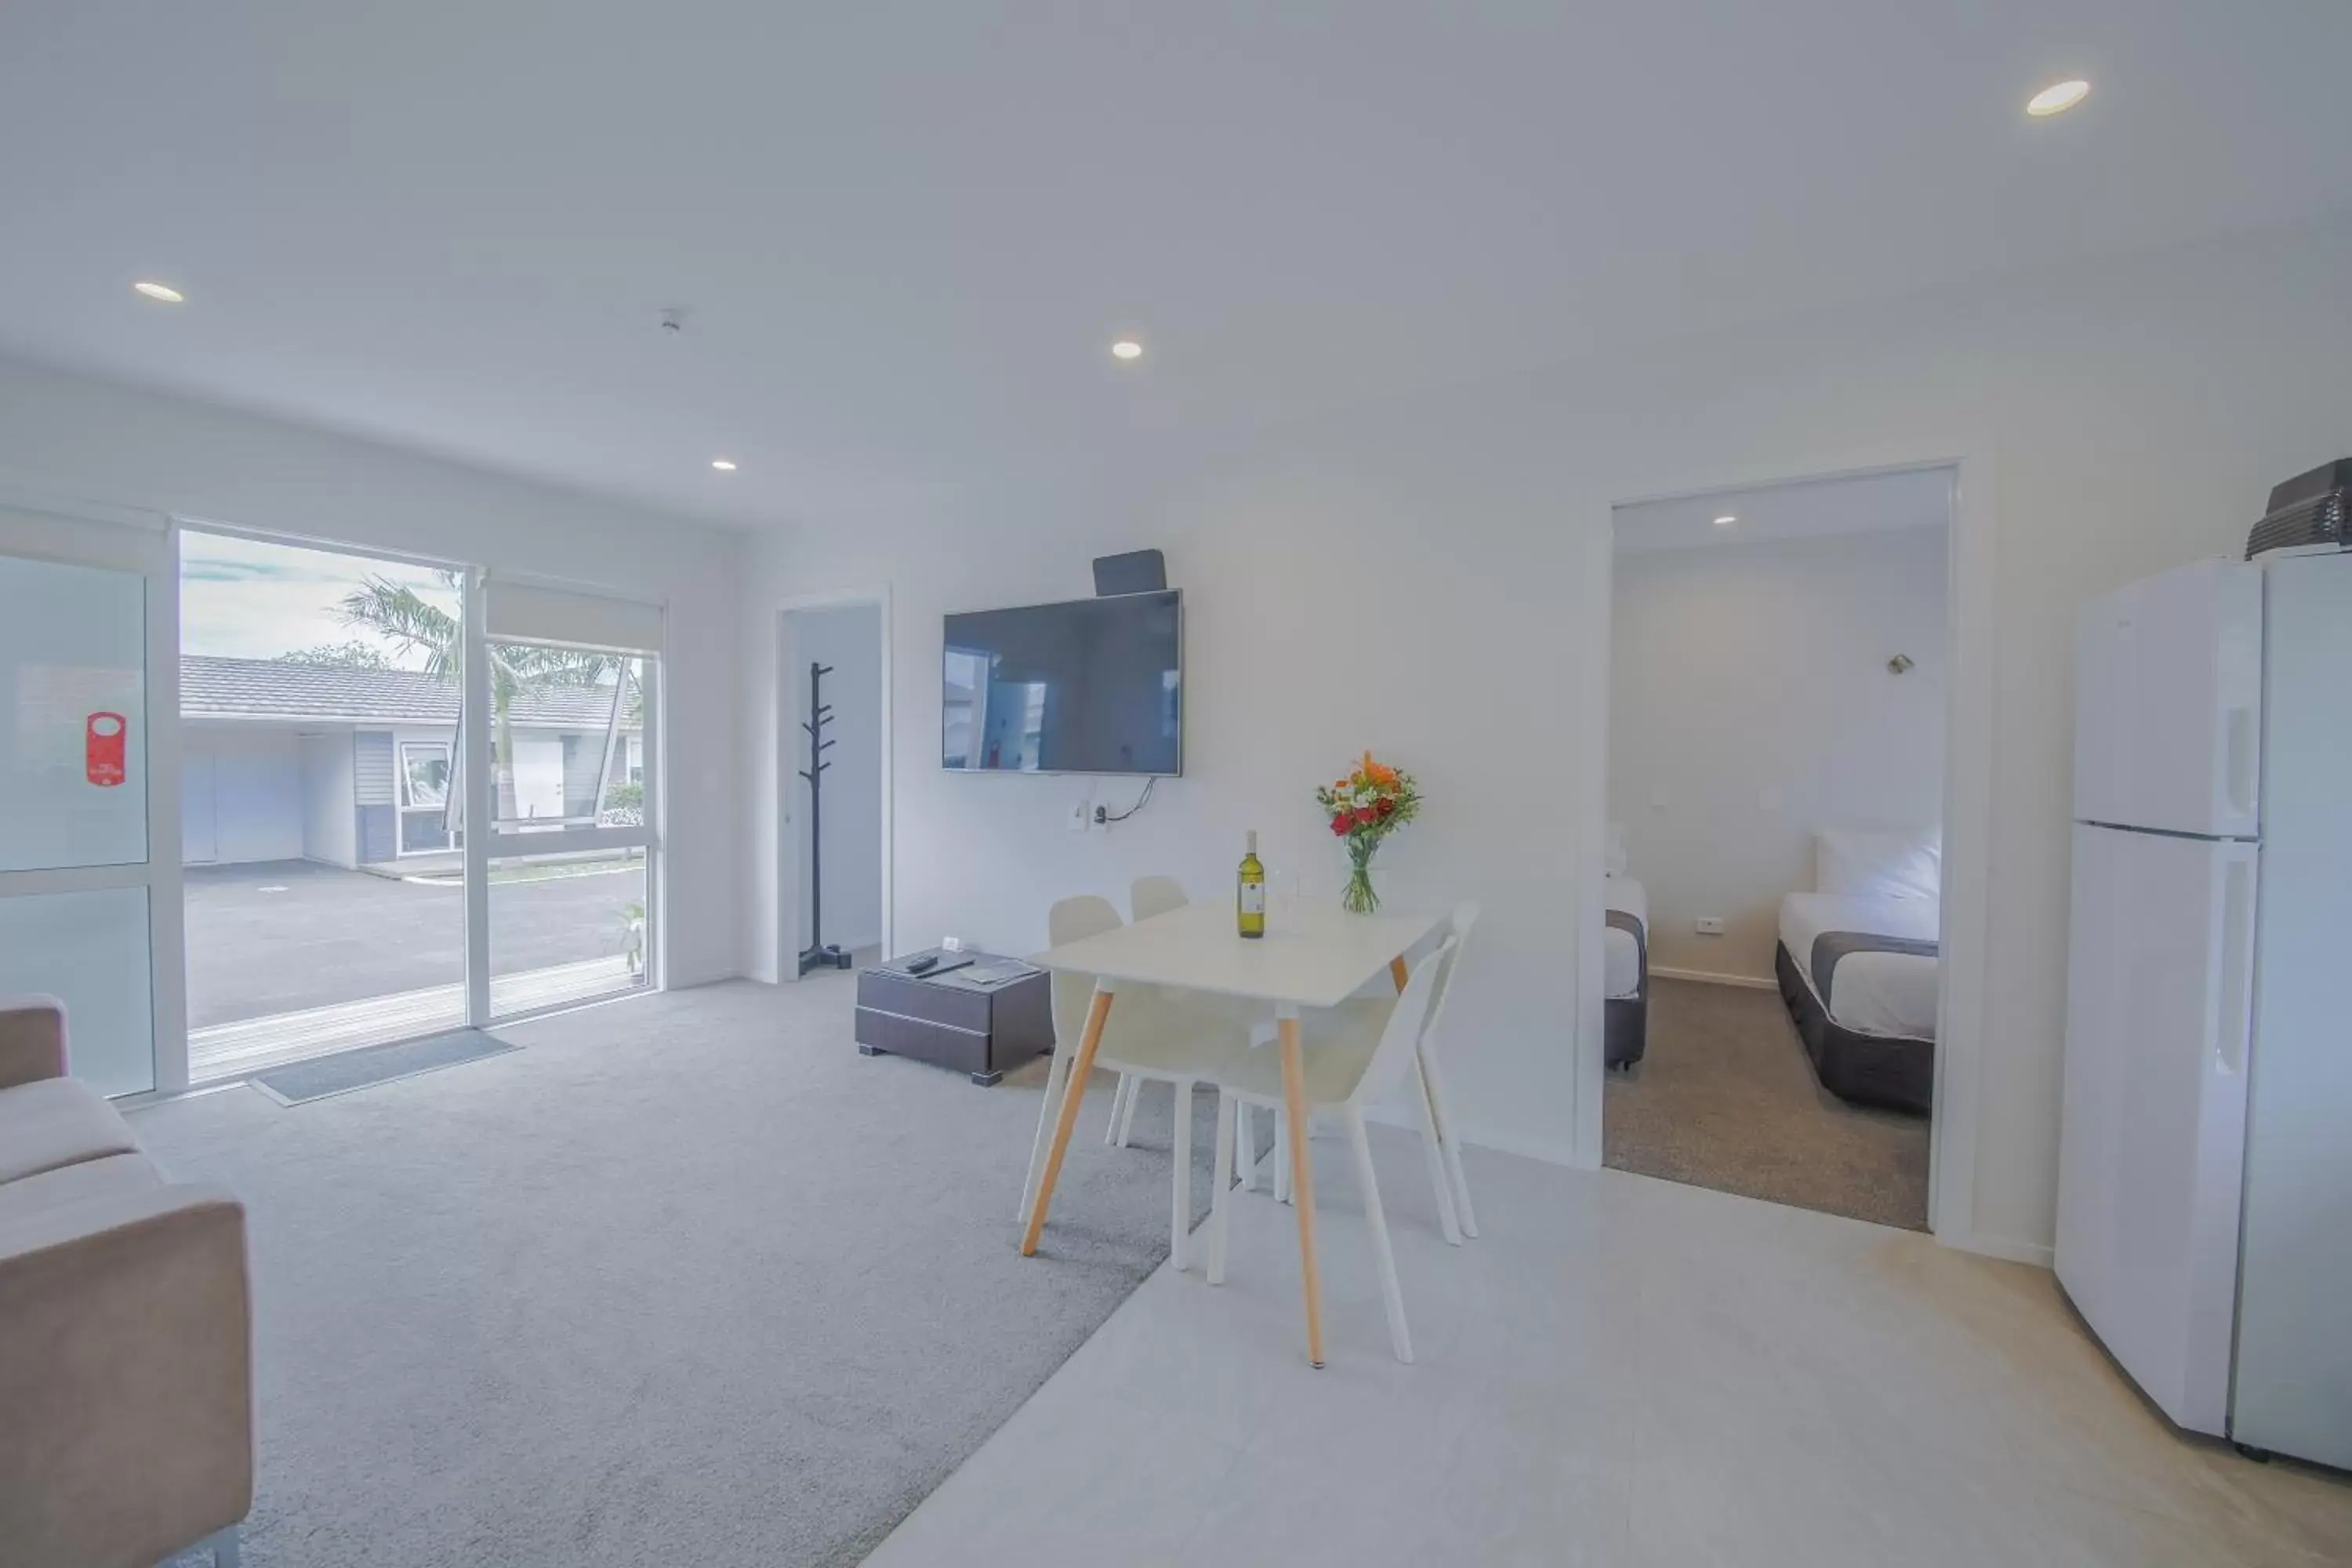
[2057,550,2352,1468]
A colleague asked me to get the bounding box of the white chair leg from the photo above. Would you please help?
[1344,1107,1414,1363]
[1420,1045,1479,1239]
[1233,1102,1256,1190]
[205,1525,241,1567]
[1208,1090,1236,1285]
[1273,1114,1292,1204]
[1021,1045,1074,1222]
[1104,1073,1134,1145]
[1169,1080,1193,1272]
[1116,1073,1144,1148]
[1411,1052,1463,1245]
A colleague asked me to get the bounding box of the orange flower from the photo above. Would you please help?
[1360,750,1398,787]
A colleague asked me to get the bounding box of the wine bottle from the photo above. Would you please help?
[1238,830,1267,938]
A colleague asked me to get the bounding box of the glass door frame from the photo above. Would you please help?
[0,499,185,1097]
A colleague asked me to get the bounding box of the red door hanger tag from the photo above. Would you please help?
[85,712,127,787]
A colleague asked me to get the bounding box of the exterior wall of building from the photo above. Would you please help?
[181,726,304,866]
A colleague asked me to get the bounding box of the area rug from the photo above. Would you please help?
[140,975,1238,1566]
[1602,977,1929,1230]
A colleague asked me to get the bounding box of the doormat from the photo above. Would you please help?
[251,1029,518,1106]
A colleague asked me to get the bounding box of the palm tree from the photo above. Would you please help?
[339,570,621,821]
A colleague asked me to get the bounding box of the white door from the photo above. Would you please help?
[2056,822,2256,1436]
[2073,558,2262,837]
[182,740,218,864]
[0,520,170,1098]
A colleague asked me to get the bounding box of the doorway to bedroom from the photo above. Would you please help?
[1600,466,1953,1229]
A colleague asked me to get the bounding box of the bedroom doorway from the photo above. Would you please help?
[1599,466,1955,1230]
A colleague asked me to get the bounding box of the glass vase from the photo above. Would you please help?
[1341,840,1381,915]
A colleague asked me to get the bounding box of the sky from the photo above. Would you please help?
[179,532,458,666]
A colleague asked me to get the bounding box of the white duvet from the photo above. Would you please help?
[1779,891,1939,1040]
[1605,875,1647,1000]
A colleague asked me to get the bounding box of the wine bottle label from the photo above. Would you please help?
[1240,884,1266,915]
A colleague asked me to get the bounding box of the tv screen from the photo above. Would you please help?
[943,591,1181,775]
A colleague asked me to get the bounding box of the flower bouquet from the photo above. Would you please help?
[1315,752,1422,914]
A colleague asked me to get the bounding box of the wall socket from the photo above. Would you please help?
[1065,800,1093,833]
[1694,916,1726,935]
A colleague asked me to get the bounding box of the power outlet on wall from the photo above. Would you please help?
[1694,916,1726,935]
[1066,800,1093,833]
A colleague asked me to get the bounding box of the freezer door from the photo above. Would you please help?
[2055,824,2256,1436]
[2073,559,2262,837]
[2232,550,2352,1468]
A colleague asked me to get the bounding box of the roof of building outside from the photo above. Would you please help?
[181,655,636,730]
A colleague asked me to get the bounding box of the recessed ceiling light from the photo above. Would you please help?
[1109,339,1144,361]
[132,281,184,303]
[2026,78,2090,118]
[1714,515,1737,527]
[710,459,738,472]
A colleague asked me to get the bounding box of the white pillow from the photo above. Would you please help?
[1605,822,1630,879]
[1816,827,1940,902]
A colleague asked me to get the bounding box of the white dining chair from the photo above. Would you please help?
[1102,875,1194,1149]
[1117,875,1281,1193]
[1203,935,1457,1363]
[1018,895,1247,1272]
[1269,902,1480,1243]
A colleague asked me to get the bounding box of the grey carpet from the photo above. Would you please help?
[250,1027,516,1105]
[1602,978,1929,1231]
[138,975,1242,1566]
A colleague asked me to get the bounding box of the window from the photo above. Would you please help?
[399,742,450,808]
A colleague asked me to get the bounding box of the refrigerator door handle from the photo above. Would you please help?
[2216,849,2257,1076]
[2225,705,2259,825]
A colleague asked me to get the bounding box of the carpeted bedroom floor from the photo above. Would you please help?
[1602,977,1929,1230]
[139,971,1237,1567]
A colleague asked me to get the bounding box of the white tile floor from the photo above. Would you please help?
[866,1122,2351,1566]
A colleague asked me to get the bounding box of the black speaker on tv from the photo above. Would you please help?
[1092,549,1167,597]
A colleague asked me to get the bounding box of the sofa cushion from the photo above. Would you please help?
[0,1151,161,1225]
[0,1076,140,1184]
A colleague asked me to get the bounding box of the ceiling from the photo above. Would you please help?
[4,3,2348,532]
[1614,468,1951,554]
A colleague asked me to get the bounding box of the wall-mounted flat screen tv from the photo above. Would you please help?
[943,590,1181,775]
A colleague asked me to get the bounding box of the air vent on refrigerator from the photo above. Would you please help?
[2245,458,2350,560]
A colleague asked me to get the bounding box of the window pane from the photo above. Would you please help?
[0,554,148,870]
[400,743,449,808]
[488,848,647,1016]
[0,887,152,1096]
[485,646,646,829]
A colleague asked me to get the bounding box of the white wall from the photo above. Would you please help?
[1610,526,1947,979]
[741,210,2352,1255]
[0,359,746,988]
[787,603,884,952]
[299,731,358,867]
[183,726,305,865]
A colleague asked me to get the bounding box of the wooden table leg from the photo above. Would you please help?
[1277,1011,1327,1367]
[1021,986,1114,1257]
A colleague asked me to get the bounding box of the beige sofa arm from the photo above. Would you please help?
[0,996,66,1091]
[0,1183,253,1568]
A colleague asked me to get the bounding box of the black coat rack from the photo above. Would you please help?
[797,660,855,975]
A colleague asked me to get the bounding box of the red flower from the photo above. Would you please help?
[1377,798,1395,818]
[1330,815,1350,836]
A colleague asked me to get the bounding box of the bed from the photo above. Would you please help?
[1604,872,1649,1069]
[1774,829,1940,1112]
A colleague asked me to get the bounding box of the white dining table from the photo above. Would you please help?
[1022,897,1446,1366]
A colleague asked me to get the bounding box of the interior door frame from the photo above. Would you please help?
[1575,444,1998,1258]
[773,587,895,981]
[0,498,187,1097]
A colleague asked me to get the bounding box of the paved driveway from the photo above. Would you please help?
[185,859,642,1027]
